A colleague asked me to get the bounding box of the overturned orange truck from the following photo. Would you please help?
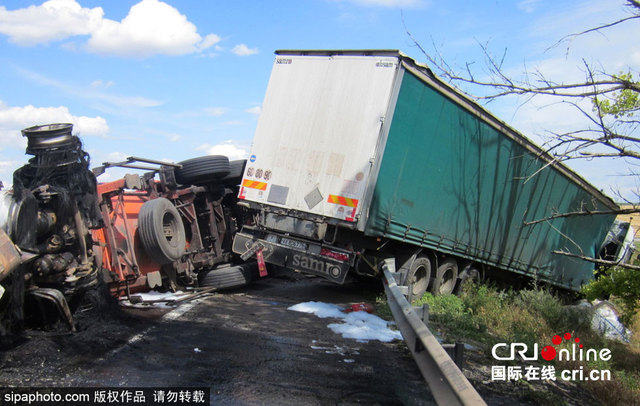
[0,123,257,338]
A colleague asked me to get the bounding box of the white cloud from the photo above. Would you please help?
[0,0,221,58]
[197,141,248,160]
[73,115,109,136]
[0,160,19,188]
[231,44,258,56]
[106,151,128,162]
[0,0,103,46]
[198,34,222,51]
[0,100,109,150]
[245,106,261,116]
[205,107,228,117]
[87,0,214,57]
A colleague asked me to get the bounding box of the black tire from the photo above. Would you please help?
[175,155,230,185]
[406,256,431,302]
[199,262,257,290]
[432,257,458,296]
[220,159,247,186]
[138,198,186,264]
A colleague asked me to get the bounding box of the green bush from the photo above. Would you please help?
[413,292,486,340]
[418,282,581,347]
[582,266,640,325]
[411,281,640,406]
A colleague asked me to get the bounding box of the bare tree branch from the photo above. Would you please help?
[550,0,640,54]
[554,250,640,270]
[525,207,640,226]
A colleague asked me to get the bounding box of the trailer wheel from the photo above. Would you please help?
[432,257,458,296]
[406,256,431,302]
[199,262,257,290]
[138,198,186,264]
[175,155,230,185]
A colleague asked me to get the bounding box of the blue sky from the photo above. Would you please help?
[0,0,638,201]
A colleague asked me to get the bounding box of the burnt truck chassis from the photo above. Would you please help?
[0,124,103,337]
[0,123,252,340]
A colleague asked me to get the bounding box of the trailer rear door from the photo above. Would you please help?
[239,53,399,223]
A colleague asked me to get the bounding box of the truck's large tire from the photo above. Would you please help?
[220,159,247,186]
[199,262,257,290]
[138,198,186,264]
[432,257,458,296]
[406,256,431,302]
[175,155,230,185]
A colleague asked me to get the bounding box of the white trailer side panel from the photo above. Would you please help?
[240,54,398,223]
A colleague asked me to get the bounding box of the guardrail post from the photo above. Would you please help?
[412,304,430,324]
[442,343,465,369]
[381,257,486,406]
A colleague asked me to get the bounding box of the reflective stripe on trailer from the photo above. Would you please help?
[327,194,359,208]
[242,179,268,190]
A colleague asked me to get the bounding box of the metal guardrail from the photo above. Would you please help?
[382,258,487,406]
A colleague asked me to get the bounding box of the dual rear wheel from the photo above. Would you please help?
[405,255,460,301]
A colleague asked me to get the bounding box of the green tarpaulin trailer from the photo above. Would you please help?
[233,50,619,293]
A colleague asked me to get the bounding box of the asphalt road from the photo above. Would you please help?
[0,270,434,405]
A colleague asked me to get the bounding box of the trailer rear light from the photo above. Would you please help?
[320,248,349,262]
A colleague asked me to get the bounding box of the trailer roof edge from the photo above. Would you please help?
[271,49,619,211]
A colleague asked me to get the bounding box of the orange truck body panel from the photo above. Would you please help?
[92,183,164,296]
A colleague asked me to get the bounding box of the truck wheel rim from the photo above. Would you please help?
[411,264,429,296]
[162,212,179,248]
[438,267,456,294]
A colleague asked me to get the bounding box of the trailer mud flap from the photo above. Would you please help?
[233,231,350,284]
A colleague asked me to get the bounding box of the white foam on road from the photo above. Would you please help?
[288,301,402,343]
[288,301,346,318]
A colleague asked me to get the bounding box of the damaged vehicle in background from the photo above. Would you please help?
[0,123,257,342]
[0,124,103,339]
[92,149,256,299]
